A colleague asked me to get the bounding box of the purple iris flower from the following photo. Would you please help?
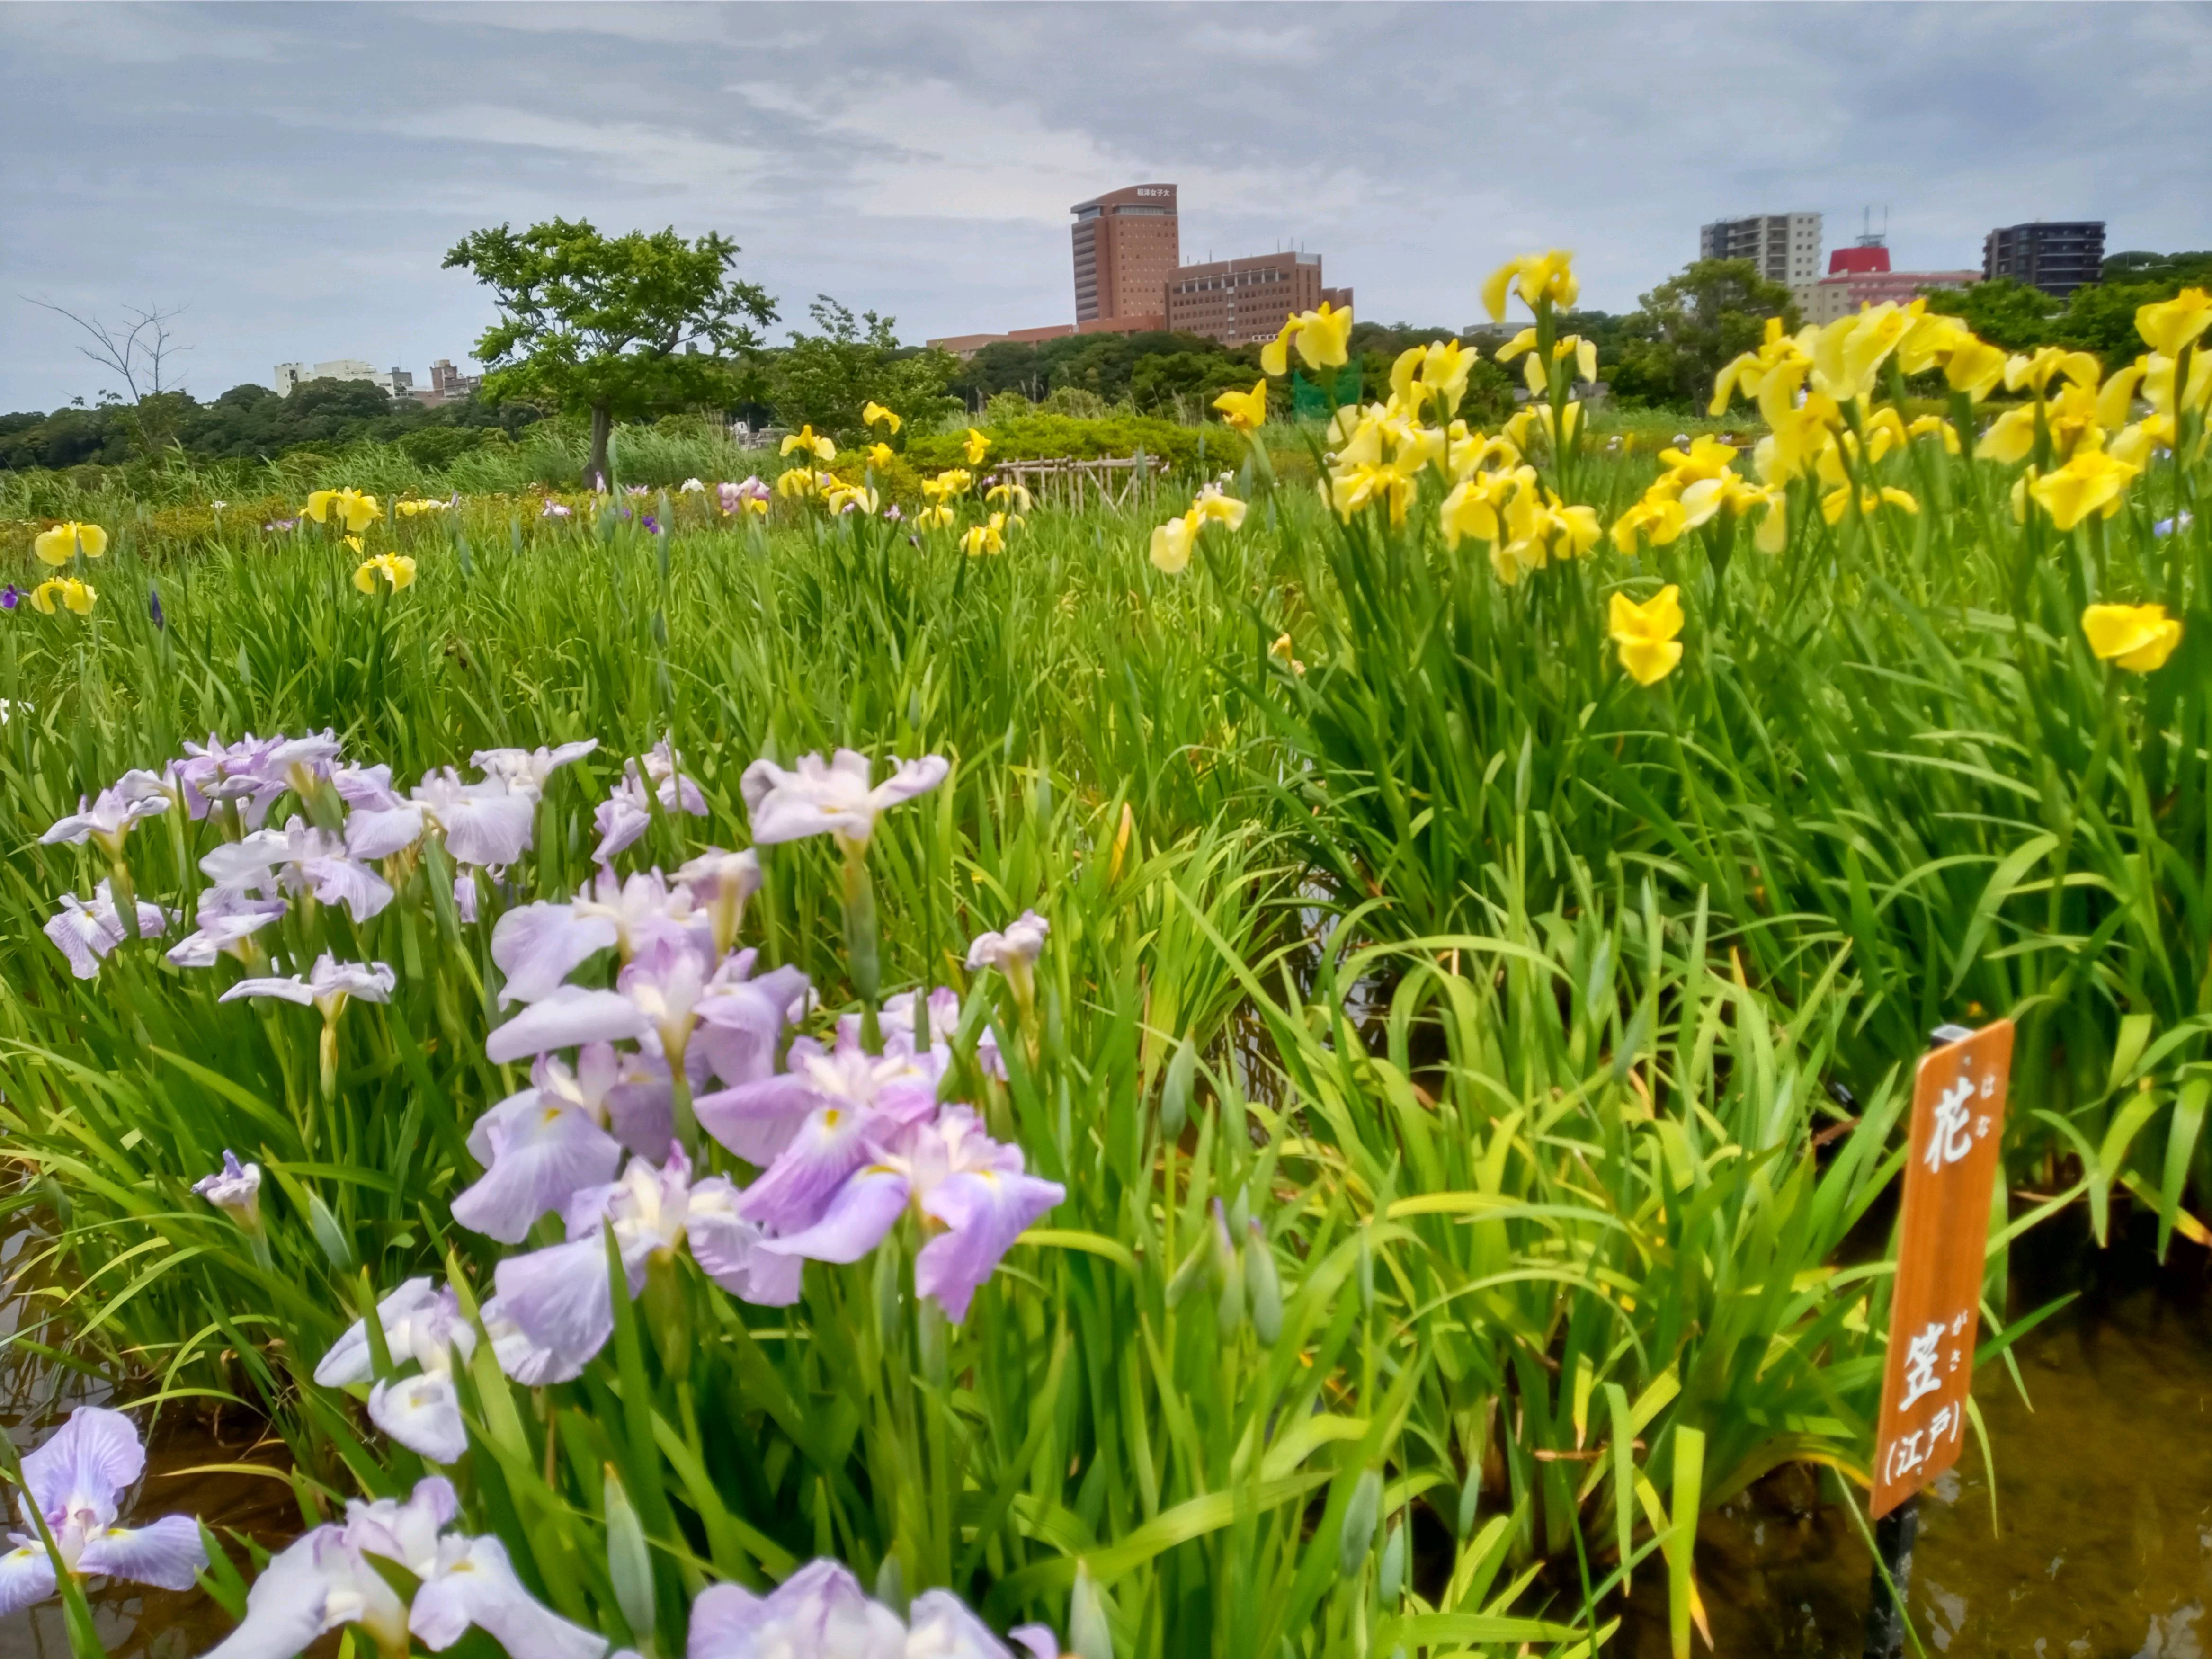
[591,738,708,864]
[491,1146,799,1377]
[43,881,177,979]
[148,585,164,628]
[1,585,20,610]
[201,816,394,922]
[0,1408,208,1615]
[688,1558,1058,1659]
[739,748,950,852]
[203,1476,604,1659]
[642,514,663,535]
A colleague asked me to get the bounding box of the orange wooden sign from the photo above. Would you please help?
[1871,1019,2013,1518]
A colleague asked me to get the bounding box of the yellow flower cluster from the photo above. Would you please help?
[32,577,96,615]
[1259,303,1353,379]
[304,488,380,533]
[1613,436,1788,555]
[35,521,108,565]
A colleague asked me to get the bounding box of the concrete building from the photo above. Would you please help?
[1700,213,1824,311]
[272,358,419,399]
[1806,243,1978,324]
[1071,183,1181,325]
[1983,222,2105,297]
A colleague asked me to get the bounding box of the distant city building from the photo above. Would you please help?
[271,358,426,400]
[1071,183,1181,325]
[1700,212,1824,311]
[414,358,482,405]
[1983,221,2105,297]
[925,324,1077,359]
[1807,241,1978,323]
[934,181,1348,357]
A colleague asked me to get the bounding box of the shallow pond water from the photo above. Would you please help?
[1617,1226,2212,1659]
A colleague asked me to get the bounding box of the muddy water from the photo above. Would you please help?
[1618,1231,2212,1659]
[0,1229,297,1657]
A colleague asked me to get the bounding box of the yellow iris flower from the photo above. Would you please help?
[823,482,880,517]
[34,521,108,565]
[959,512,1011,556]
[2082,602,2183,672]
[985,480,1033,514]
[304,489,380,534]
[775,468,821,499]
[1329,460,1418,526]
[1906,414,1962,454]
[2135,289,2212,358]
[963,428,991,465]
[1819,485,1918,526]
[2025,450,2137,531]
[1752,397,1837,484]
[1942,336,2009,403]
[781,426,837,462]
[30,577,96,615]
[1259,302,1354,377]
[1149,513,1197,575]
[920,469,972,503]
[1811,304,1914,404]
[1213,380,1267,432]
[1190,487,1247,529]
[352,553,416,593]
[866,442,897,470]
[1711,317,1815,421]
[2107,414,2174,470]
[1608,586,1685,687]
[861,401,903,434]
[915,504,956,531]
[1609,495,1688,554]
[2004,348,2101,398]
[395,498,450,517]
[1481,250,1578,323]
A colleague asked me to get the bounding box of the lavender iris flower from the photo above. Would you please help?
[173,733,288,825]
[492,1146,799,1377]
[471,738,598,796]
[677,847,762,957]
[0,1408,208,1615]
[193,1150,264,1231]
[165,889,288,969]
[592,739,709,864]
[39,769,171,856]
[203,1476,607,1659]
[43,881,175,979]
[202,817,394,922]
[453,1049,630,1243]
[740,749,950,851]
[263,517,299,532]
[314,1279,477,1463]
[542,500,573,519]
[687,1558,1056,1659]
[219,952,395,1019]
[343,768,538,869]
[694,1024,945,1171]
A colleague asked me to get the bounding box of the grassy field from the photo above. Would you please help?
[0,284,2204,1657]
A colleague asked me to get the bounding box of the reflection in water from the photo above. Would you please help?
[1,1222,296,1657]
[1617,1236,2212,1658]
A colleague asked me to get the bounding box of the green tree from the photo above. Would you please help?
[1609,259,1798,410]
[443,219,776,486]
[1923,278,2062,352]
[767,297,959,441]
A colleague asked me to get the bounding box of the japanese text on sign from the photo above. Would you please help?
[1871,1020,2013,1518]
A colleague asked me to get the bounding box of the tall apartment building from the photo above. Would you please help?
[1983,222,2105,297]
[1071,183,1179,329]
[1700,213,1824,310]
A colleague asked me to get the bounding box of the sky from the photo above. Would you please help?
[3,1,2210,411]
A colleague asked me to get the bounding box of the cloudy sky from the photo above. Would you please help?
[3,1,2208,411]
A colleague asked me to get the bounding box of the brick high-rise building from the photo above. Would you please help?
[1166,251,1330,346]
[1983,222,2105,297]
[1071,183,1179,328]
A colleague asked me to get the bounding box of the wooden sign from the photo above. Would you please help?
[1871,1019,2014,1518]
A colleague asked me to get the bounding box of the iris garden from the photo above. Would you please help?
[1,256,2209,1658]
